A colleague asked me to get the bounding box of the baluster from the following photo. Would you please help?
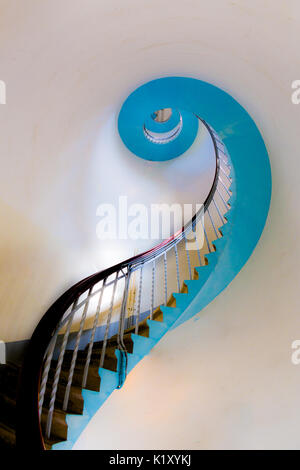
[219,176,231,197]
[215,137,224,147]
[150,260,156,320]
[116,271,131,388]
[130,271,139,329]
[192,219,202,266]
[201,217,212,253]
[217,145,227,161]
[82,278,107,388]
[216,186,230,209]
[183,232,192,280]
[220,152,229,166]
[219,164,231,181]
[174,244,180,292]
[63,286,93,411]
[135,265,144,335]
[163,252,168,305]
[46,298,78,439]
[99,272,119,369]
[207,207,220,239]
[38,337,57,419]
[118,270,131,346]
[219,161,232,178]
[213,197,225,225]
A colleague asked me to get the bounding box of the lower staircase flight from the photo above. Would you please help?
[0,122,233,450]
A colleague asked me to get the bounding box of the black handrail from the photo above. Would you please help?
[16,117,220,450]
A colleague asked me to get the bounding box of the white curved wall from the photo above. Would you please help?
[1,0,300,450]
[0,1,217,342]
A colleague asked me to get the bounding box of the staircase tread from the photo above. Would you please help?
[0,422,16,449]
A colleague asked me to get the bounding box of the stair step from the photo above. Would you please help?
[211,237,227,252]
[40,407,68,442]
[195,254,218,279]
[113,349,142,374]
[65,409,92,444]
[48,364,100,392]
[90,334,134,355]
[61,345,118,372]
[160,306,182,325]
[0,422,16,449]
[172,292,191,309]
[44,436,65,450]
[43,381,83,415]
[125,318,150,337]
[184,279,205,296]
[82,388,110,417]
[98,368,119,394]
[219,221,231,236]
[146,319,169,339]
[131,334,156,357]
[0,393,16,429]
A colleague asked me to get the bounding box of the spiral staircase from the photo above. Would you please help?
[0,121,234,450]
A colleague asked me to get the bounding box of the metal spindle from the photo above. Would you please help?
[150,260,156,320]
[163,252,168,305]
[116,272,132,388]
[38,338,57,418]
[219,152,228,166]
[215,137,224,147]
[213,197,225,225]
[184,232,192,280]
[46,298,78,438]
[82,278,107,388]
[117,285,129,390]
[219,176,231,197]
[192,220,202,266]
[207,207,220,239]
[216,186,230,209]
[63,287,93,411]
[118,270,131,346]
[201,217,212,253]
[220,164,231,182]
[99,272,119,369]
[135,265,144,334]
[174,244,180,292]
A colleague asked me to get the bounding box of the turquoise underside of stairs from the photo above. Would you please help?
[52,77,271,450]
[52,313,180,450]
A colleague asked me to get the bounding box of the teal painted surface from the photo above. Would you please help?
[118,85,199,161]
[144,108,180,133]
[53,77,271,450]
[159,77,272,328]
[52,314,182,450]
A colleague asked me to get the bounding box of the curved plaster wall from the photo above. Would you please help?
[0,2,218,343]
[1,0,300,450]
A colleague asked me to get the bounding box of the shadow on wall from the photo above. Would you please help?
[0,198,81,344]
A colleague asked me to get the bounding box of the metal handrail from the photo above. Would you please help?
[16,118,231,450]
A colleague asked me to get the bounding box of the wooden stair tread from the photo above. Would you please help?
[0,290,180,449]
[40,408,68,442]
[48,364,100,391]
[0,422,16,449]
[43,381,83,415]
[0,393,16,429]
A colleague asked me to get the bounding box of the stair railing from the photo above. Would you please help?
[16,119,232,450]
